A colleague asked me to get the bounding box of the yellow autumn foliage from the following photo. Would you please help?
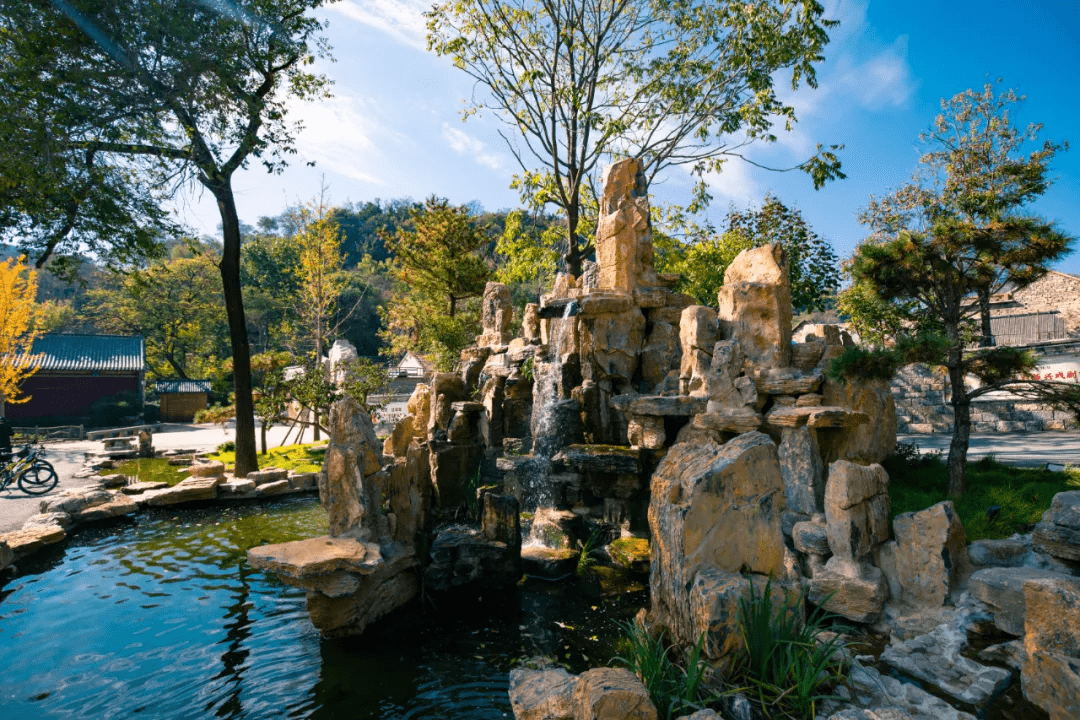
[0,256,41,405]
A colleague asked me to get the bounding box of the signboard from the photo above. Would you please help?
[972,352,1080,402]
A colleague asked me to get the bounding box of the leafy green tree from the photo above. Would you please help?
[0,18,174,277]
[2,0,335,476]
[427,0,844,275]
[726,197,839,312]
[85,253,229,382]
[654,196,838,310]
[380,197,494,370]
[838,84,1072,498]
[495,209,561,301]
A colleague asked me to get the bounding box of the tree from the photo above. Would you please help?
[726,196,840,313]
[427,0,844,275]
[0,256,43,409]
[85,253,229,382]
[3,0,335,476]
[0,17,175,277]
[838,84,1072,498]
[653,196,839,310]
[380,197,494,370]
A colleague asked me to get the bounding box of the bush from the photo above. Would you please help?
[88,391,143,427]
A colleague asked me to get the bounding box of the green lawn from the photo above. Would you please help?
[207,442,325,474]
[884,453,1080,541]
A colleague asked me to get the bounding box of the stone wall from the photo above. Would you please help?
[892,345,1080,434]
[998,271,1080,336]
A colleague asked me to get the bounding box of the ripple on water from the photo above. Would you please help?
[0,495,643,719]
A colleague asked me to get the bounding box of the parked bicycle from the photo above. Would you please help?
[0,445,58,495]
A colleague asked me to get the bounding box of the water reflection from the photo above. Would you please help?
[0,497,643,719]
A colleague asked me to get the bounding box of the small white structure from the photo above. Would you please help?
[371,352,433,429]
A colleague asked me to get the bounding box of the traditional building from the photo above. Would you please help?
[154,379,212,422]
[7,334,145,421]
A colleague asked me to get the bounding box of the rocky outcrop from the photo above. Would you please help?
[879,622,1011,712]
[509,666,577,720]
[478,281,515,347]
[572,667,657,720]
[970,567,1067,636]
[812,460,890,622]
[650,432,790,653]
[249,396,432,638]
[594,158,657,293]
[1022,576,1080,720]
[1032,491,1080,562]
[893,501,971,607]
[716,244,792,370]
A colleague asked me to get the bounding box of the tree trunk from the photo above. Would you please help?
[260,419,267,455]
[564,202,582,277]
[978,288,995,347]
[211,181,258,477]
[946,363,971,498]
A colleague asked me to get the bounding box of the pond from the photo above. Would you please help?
[0,496,645,719]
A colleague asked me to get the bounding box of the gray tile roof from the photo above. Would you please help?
[30,334,145,372]
[154,379,212,394]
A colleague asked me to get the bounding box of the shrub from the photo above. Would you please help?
[88,391,143,427]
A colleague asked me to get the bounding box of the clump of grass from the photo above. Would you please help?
[615,620,713,720]
[575,529,602,575]
[733,579,849,720]
[885,451,1080,540]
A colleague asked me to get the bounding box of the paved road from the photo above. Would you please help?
[897,431,1080,468]
[0,422,307,533]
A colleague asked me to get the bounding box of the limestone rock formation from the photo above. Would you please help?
[594,158,657,293]
[893,501,971,607]
[716,243,792,370]
[650,432,789,651]
[572,667,658,720]
[970,567,1068,636]
[1022,576,1080,720]
[479,281,514,346]
[509,666,577,720]
[1032,491,1080,562]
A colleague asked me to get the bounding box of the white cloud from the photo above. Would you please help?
[699,157,764,207]
[442,123,502,169]
[289,94,407,185]
[332,0,429,51]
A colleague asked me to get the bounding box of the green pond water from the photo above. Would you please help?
[0,496,645,719]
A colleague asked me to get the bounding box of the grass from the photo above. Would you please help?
[885,450,1080,541]
[732,579,849,720]
[114,457,190,486]
[615,621,713,720]
[207,442,325,475]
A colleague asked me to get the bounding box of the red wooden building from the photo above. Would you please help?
[6,334,145,421]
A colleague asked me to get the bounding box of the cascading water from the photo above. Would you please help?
[522,300,578,546]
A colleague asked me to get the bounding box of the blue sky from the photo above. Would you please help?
[176,0,1080,274]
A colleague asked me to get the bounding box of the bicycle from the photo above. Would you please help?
[0,445,58,495]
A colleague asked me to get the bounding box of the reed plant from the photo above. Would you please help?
[733,578,849,719]
[615,620,714,720]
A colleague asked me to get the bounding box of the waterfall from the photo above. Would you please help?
[522,301,577,546]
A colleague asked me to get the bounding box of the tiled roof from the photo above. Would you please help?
[30,334,145,372]
[154,379,212,394]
